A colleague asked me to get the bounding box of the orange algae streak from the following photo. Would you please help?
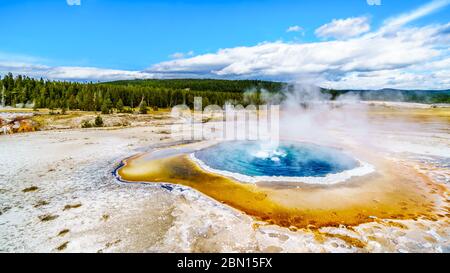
[118,153,439,229]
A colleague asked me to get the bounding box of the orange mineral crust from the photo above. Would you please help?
[117,151,443,229]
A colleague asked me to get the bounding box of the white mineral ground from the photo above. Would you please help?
[0,103,449,253]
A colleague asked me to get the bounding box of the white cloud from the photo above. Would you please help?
[2,0,450,89]
[45,66,153,81]
[383,0,450,30]
[150,24,447,74]
[0,62,154,82]
[169,51,194,59]
[321,68,450,90]
[315,16,370,40]
[145,1,450,89]
[147,20,450,88]
[286,25,303,33]
[67,0,81,6]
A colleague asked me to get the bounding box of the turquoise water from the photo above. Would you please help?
[194,141,359,177]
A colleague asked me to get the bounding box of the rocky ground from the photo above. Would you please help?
[0,105,449,252]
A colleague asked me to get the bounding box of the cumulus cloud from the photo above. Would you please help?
[321,67,450,90]
[67,0,81,6]
[145,1,450,89]
[148,23,449,85]
[315,16,370,40]
[0,62,154,82]
[286,25,303,33]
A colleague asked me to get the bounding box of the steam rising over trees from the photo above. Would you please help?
[0,73,284,111]
[0,73,448,112]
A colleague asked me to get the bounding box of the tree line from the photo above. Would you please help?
[0,73,285,113]
[1,73,447,112]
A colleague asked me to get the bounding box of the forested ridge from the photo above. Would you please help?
[325,89,450,104]
[108,78,285,93]
[0,73,284,112]
[0,73,449,113]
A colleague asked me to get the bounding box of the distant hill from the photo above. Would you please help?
[107,79,450,104]
[1,74,448,112]
[322,88,450,104]
[106,79,286,93]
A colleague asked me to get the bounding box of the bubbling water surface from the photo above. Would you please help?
[194,141,359,178]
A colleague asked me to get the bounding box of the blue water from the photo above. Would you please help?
[194,141,359,177]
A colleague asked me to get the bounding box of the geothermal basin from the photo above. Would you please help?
[116,138,443,232]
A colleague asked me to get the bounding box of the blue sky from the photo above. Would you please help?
[1,0,450,89]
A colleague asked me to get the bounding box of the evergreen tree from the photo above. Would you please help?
[116,98,124,113]
[0,73,447,109]
[101,99,111,114]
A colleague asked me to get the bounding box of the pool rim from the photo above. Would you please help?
[190,140,375,185]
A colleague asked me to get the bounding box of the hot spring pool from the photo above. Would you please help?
[192,141,372,184]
